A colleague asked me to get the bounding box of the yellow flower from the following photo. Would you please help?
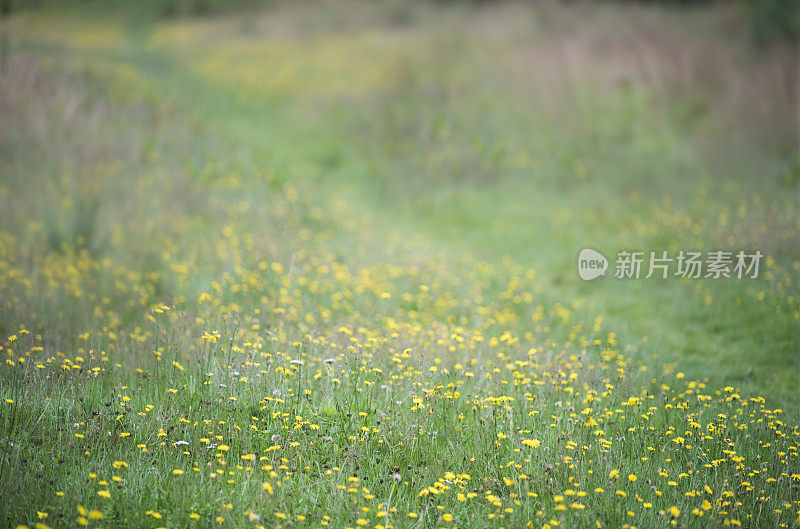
[628,474,637,482]
[172,469,184,475]
[609,469,619,479]
[98,490,111,498]
[443,513,453,522]
[522,439,540,448]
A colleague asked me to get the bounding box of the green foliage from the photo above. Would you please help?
[0,1,797,528]
[747,0,800,46]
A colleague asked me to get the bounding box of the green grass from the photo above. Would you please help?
[0,1,798,528]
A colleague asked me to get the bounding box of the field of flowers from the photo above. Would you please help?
[0,1,798,528]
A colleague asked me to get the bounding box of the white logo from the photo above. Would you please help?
[578,249,608,280]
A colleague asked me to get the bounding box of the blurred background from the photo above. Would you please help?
[0,0,798,412]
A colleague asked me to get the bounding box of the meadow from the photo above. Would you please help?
[0,1,798,528]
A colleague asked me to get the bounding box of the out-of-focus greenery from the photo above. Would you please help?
[746,0,800,46]
[2,0,799,44]
[0,1,797,528]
